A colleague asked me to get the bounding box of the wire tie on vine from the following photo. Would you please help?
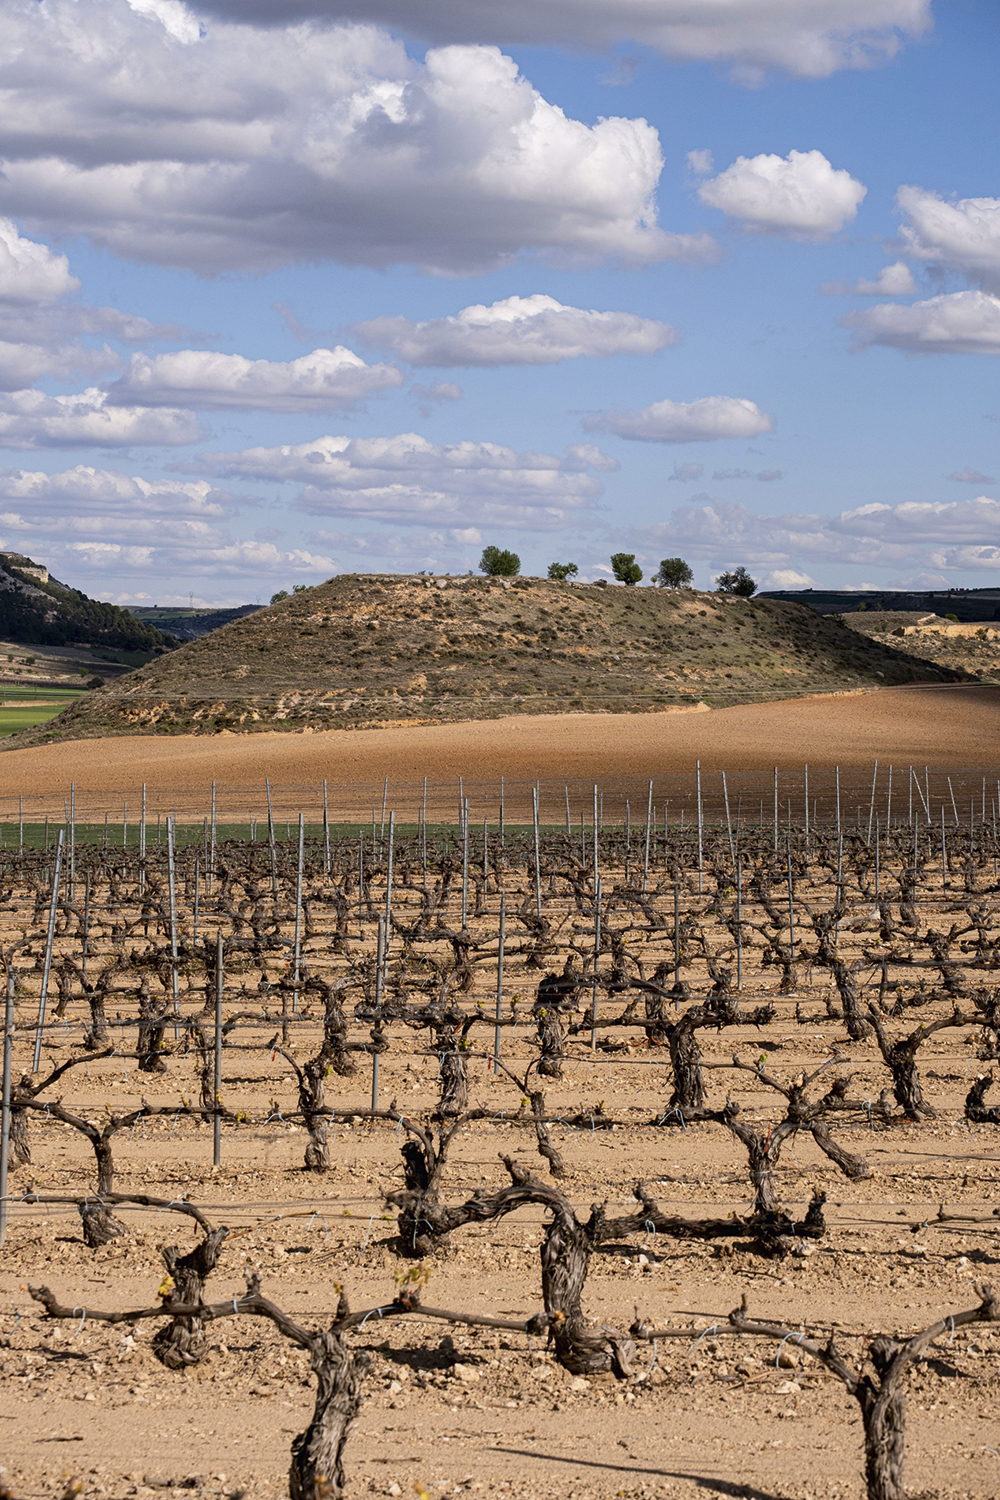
[775,1332,804,1368]
[361,1213,375,1251]
[692,1323,718,1352]
[72,1308,86,1338]
[357,1305,388,1331]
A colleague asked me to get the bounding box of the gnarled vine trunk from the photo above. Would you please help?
[153,1227,229,1368]
[289,1333,371,1500]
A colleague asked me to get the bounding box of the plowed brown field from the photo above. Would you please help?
[3,683,999,824]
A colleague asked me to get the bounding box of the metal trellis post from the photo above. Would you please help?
[32,830,64,1073]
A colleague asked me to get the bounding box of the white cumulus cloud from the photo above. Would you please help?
[585,395,774,443]
[128,0,204,42]
[0,1,715,276]
[843,290,1000,355]
[0,220,201,388]
[637,493,1000,578]
[0,464,237,534]
[819,261,917,296]
[0,460,337,585]
[0,341,120,392]
[0,389,204,449]
[190,0,931,81]
[191,432,615,528]
[698,149,866,238]
[108,347,403,412]
[351,294,678,366]
[896,186,1000,291]
[0,219,79,304]
[763,568,817,588]
[54,536,336,580]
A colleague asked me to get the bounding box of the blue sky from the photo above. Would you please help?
[1,0,999,603]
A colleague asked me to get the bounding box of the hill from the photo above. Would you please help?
[0,552,179,656]
[844,609,1000,685]
[7,573,972,747]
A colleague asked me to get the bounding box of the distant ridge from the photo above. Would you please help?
[761,586,1000,623]
[127,603,263,642]
[0,553,179,654]
[7,573,971,747]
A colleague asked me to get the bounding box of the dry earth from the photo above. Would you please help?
[2,994,999,1500]
[2,684,1000,824]
[3,686,1000,1500]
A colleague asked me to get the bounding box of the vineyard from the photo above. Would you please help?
[3,771,1000,1500]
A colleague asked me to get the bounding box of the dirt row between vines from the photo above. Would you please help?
[3,967,1000,1498]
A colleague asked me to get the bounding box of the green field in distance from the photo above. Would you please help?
[0,698,79,736]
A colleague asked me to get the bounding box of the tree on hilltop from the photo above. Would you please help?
[656,557,693,589]
[480,546,521,577]
[610,553,643,585]
[716,566,757,597]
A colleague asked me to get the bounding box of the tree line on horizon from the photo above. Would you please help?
[478,543,756,595]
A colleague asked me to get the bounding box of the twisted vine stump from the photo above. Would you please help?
[184,1017,216,1116]
[389,1115,490,1257]
[812,912,871,1040]
[136,981,170,1073]
[290,1327,371,1500]
[500,1158,634,1377]
[27,1271,373,1500]
[629,980,774,1119]
[867,1005,970,1120]
[534,972,577,1079]
[153,1227,229,1369]
[404,1001,476,1119]
[9,1086,31,1167]
[8,1045,115,1175]
[78,1199,127,1247]
[274,975,356,1170]
[83,959,118,1049]
[730,1284,1000,1500]
[966,1072,1000,1124]
[712,1054,870,1251]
